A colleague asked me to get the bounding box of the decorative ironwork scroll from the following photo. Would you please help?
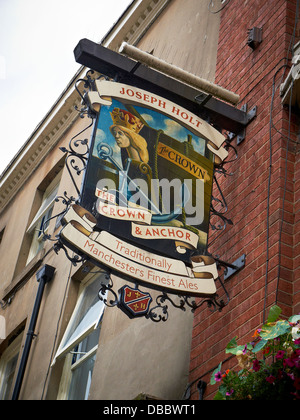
[95,269,229,323]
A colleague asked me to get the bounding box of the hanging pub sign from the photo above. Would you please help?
[59,78,229,301]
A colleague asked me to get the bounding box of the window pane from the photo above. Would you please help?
[55,273,107,360]
[71,327,100,365]
[37,206,54,239]
[64,300,100,345]
[27,183,59,233]
[68,353,97,400]
[0,353,18,400]
[62,278,104,346]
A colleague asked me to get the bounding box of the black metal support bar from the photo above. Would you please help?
[74,39,255,135]
[224,254,246,281]
[227,104,257,144]
[215,254,246,281]
[11,265,55,400]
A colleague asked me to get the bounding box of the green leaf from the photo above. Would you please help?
[267,305,282,323]
[247,343,254,351]
[226,336,238,350]
[252,338,268,353]
[260,320,290,340]
[210,362,222,385]
[213,390,226,400]
[289,315,300,324]
[225,336,244,355]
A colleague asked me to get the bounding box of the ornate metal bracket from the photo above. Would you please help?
[40,192,76,242]
[73,69,105,119]
[207,135,246,283]
[96,271,230,323]
[98,274,119,308]
[59,70,114,197]
[53,240,87,266]
[59,128,91,197]
[208,136,236,248]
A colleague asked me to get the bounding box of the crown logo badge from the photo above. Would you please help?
[110,108,144,134]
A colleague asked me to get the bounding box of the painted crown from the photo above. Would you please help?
[110,108,144,133]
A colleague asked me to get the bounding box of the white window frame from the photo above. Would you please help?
[53,273,107,364]
[0,333,23,400]
[54,272,108,400]
[67,341,99,400]
[26,172,61,264]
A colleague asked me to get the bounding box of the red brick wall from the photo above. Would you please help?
[189,0,300,400]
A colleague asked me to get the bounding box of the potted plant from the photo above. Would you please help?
[210,305,300,400]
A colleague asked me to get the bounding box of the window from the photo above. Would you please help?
[26,171,61,264]
[0,332,23,400]
[66,328,100,400]
[54,272,108,400]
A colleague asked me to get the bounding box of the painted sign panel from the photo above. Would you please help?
[60,80,227,297]
[80,81,227,262]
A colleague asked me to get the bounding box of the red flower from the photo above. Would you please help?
[253,359,261,372]
[252,328,261,338]
[284,358,295,368]
[222,369,230,378]
[266,375,276,384]
[276,350,285,360]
